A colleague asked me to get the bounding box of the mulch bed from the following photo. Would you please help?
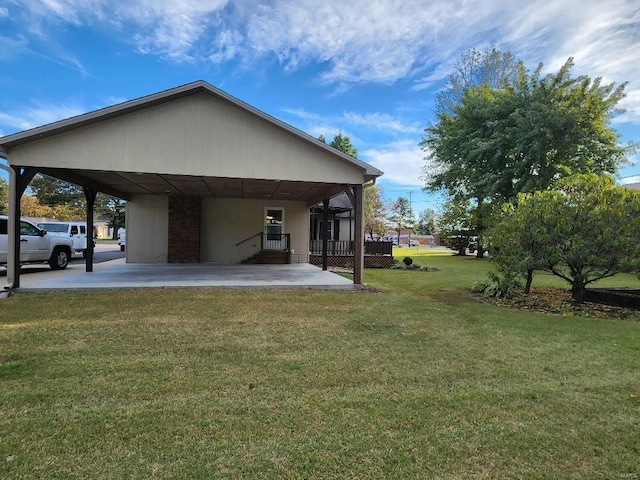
[481,287,640,321]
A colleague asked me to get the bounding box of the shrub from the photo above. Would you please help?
[403,256,413,266]
[473,271,522,299]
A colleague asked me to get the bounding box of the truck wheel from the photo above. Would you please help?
[49,247,70,270]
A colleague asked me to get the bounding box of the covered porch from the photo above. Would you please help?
[0,81,383,290]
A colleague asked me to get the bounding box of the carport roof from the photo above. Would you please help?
[0,81,382,204]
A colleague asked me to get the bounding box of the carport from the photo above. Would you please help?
[0,81,382,290]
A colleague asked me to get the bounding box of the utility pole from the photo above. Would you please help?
[408,191,412,247]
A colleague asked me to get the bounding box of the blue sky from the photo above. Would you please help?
[1,0,639,214]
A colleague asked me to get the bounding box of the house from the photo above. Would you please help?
[0,81,383,287]
[309,193,394,268]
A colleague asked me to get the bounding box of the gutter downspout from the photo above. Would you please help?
[0,161,16,295]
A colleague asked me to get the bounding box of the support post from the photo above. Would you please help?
[84,187,97,273]
[353,184,364,286]
[10,167,38,289]
[322,198,329,271]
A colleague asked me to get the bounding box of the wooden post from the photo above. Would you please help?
[353,184,364,286]
[10,167,38,289]
[83,187,97,272]
[322,198,329,271]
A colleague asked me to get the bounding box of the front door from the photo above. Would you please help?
[264,208,284,250]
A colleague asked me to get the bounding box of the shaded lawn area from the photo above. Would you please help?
[1,254,639,479]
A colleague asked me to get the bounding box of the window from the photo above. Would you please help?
[0,219,7,235]
[318,221,332,240]
[70,225,79,235]
[20,221,40,236]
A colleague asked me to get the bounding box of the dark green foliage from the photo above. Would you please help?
[423,57,631,204]
[473,270,522,299]
[318,133,358,158]
[423,54,634,263]
[416,208,437,235]
[402,256,413,266]
[489,174,640,302]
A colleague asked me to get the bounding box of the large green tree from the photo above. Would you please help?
[29,174,126,236]
[435,47,523,116]
[319,133,358,158]
[30,175,85,211]
[416,208,437,235]
[424,48,523,258]
[489,174,640,303]
[423,56,634,257]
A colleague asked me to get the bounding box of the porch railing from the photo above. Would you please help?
[309,240,392,255]
[264,233,291,251]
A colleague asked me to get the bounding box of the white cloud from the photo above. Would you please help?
[283,107,421,139]
[619,175,640,185]
[342,112,421,135]
[614,90,640,124]
[0,102,87,133]
[0,7,8,17]
[362,140,425,187]
[10,0,640,121]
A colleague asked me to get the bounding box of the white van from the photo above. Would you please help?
[117,228,126,251]
[37,221,94,258]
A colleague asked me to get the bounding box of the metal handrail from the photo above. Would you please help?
[236,232,291,251]
[235,232,263,247]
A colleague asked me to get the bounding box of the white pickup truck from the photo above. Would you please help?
[0,215,73,270]
[37,220,94,258]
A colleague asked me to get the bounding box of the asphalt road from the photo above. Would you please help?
[71,241,125,264]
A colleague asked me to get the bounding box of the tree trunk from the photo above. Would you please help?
[571,285,585,304]
[476,245,485,259]
[524,269,534,294]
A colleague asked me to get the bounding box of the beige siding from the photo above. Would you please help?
[10,92,366,185]
[337,217,355,241]
[201,198,309,263]
[126,195,168,263]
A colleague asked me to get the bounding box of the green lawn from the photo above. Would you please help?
[1,253,639,479]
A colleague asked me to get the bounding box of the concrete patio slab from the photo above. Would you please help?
[12,260,355,291]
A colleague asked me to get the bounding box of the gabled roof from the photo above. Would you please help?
[0,80,383,180]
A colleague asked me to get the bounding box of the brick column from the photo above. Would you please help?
[168,196,201,263]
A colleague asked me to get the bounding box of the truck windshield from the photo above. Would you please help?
[38,223,69,233]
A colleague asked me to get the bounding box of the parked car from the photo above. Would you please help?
[117,229,126,251]
[467,236,478,253]
[37,221,94,258]
[0,215,73,270]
